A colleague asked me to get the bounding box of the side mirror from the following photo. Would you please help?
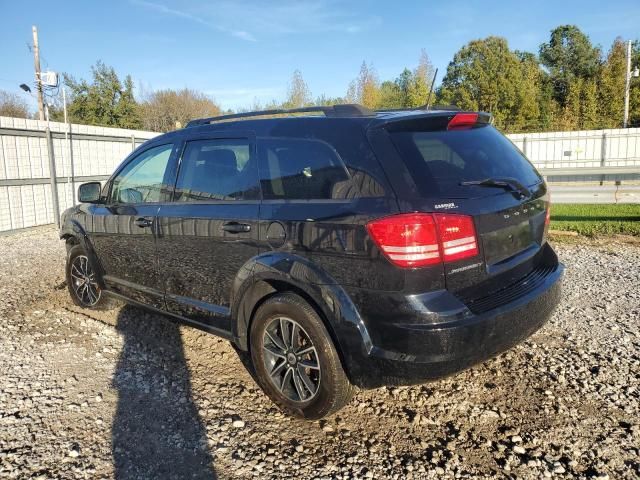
[78,182,103,204]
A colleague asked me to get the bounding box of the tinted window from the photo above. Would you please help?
[259,137,351,200]
[175,138,259,201]
[390,125,542,198]
[111,143,173,204]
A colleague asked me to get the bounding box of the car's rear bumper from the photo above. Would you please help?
[344,262,564,388]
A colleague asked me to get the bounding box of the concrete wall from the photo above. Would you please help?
[1,117,640,233]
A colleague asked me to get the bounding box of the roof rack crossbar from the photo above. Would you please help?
[186,104,374,127]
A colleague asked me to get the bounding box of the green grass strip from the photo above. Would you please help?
[550,203,640,237]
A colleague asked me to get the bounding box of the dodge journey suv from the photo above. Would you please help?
[60,104,563,419]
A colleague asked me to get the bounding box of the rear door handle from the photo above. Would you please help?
[222,222,251,233]
[134,217,153,228]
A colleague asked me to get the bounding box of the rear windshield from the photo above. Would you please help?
[390,125,542,198]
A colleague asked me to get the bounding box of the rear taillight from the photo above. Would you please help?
[545,205,551,226]
[447,113,479,130]
[543,199,551,239]
[433,213,479,262]
[366,213,479,268]
[366,214,441,268]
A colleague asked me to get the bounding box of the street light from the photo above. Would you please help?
[19,84,31,93]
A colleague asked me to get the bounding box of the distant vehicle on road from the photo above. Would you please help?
[60,104,564,419]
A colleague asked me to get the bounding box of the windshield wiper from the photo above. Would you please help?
[459,177,531,198]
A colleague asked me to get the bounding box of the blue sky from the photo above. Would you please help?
[1,0,639,111]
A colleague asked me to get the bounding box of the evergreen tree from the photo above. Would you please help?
[598,39,627,128]
[60,61,142,129]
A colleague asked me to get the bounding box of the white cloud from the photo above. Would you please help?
[132,0,381,42]
[232,31,257,42]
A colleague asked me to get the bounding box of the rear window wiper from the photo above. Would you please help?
[459,177,531,198]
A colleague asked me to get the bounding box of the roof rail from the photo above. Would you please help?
[186,103,375,127]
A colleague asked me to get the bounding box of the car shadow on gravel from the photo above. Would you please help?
[111,305,217,479]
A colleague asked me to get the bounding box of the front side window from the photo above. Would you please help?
[110,144,174,204]
[258,137,351,200]
[174,138,259,201]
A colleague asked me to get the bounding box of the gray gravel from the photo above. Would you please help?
[0,227,638,479]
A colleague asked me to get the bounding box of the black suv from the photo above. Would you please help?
[60,105,563,419]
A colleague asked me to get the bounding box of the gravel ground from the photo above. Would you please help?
[0,227,638,479]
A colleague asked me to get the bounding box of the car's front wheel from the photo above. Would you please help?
[66,244,108,309]
[249,293,355,419]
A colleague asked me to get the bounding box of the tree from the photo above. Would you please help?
[631,41,640,127]
[581,79,599,129]
[406,49,435,107]
[314,94,348,106]
[139,88,221,132]
[598,38,627,128]
[438,37,532,130]
[376,81,403,109]
[0,90,31,118]
[283,70,312,108]
[539,25,601,108]
[58,61,142,129]
[512,51,544,132]
[350,62,380,108]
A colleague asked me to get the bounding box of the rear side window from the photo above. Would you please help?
[174,138,259,201]
[390,125,542,198]
[258,137,351,200]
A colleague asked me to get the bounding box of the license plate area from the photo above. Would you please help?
[482,220,534,265]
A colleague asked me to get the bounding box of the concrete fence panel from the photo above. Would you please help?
[1,116,640,233]
[0,116,158,232]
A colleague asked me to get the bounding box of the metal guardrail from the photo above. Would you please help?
[539,166,640,176]
[0,175,111,187]
[549,185,640,204]
[1,167,637,190]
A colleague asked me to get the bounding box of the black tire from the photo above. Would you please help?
[249,293,355,419]
[66,244,111,310]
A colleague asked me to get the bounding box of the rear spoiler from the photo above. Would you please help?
[374,111,493,132]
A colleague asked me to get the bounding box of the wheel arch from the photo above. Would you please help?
[230,253,373,383]
[60,219,106,288]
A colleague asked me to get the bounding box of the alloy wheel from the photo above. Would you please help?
[262,317,321,402]
[70,255,101,306]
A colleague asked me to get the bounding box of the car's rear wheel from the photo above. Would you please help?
[66,244,108,309]
[249,293,355,419]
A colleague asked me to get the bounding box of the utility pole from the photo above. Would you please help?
[624,40,632,128]
[32,25,45,121]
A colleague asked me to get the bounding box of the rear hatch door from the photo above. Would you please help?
[379,113,550,294]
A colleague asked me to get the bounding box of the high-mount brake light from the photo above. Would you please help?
[447,113,479,130]
[366,213,479,268]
